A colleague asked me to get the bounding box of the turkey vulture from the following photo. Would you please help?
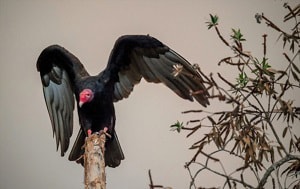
[36,35,209,168]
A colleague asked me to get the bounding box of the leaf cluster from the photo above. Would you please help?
[173,4,300,189]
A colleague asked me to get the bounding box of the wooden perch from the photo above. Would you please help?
[84,131,107,189]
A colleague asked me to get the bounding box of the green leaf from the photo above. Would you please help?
[206,14,219,29]
[170,121,184,133]
[252,57,274,76]
[210,14,218,24]
[231,28,246,42]
[236,72,248,88]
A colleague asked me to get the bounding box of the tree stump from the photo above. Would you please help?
[84,132,106,189]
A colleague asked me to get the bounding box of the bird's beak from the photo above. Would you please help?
[79,101,84,108]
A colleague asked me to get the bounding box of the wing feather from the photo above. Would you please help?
[105,35,209,106]
[42,69,74,155]
[43,86,57,143]
[114,83,124,101]
[141,54,191,100]
[125,60,141,83]
[132,52,158,82]
[37,45,88,156]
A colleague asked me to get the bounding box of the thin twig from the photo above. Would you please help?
[148,170,165,189]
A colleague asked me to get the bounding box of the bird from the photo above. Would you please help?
[36,35,209,168]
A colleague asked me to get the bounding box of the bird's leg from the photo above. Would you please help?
[103,127,108,133]
[87,129,92,137]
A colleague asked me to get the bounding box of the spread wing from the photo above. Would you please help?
[36,45,89,156]
[104,35,209,107]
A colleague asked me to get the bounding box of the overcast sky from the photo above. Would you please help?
[0,1,299,188]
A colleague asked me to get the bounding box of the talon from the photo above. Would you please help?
[75,155,84,162]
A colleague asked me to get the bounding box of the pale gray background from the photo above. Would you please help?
[0,1,298,188]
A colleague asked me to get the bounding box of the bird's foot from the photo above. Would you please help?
[87,127,111,138]
[100,127,111,138]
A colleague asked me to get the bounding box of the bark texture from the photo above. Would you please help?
[84,132,106,189]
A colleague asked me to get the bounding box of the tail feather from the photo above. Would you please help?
[105,131,125,167]
[68,128,85,164]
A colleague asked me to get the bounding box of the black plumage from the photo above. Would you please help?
[36,35,209,167]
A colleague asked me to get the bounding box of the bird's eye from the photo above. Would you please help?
[86,94,90,97]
